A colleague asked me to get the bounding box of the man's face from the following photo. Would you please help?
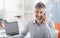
[35,8,45,20]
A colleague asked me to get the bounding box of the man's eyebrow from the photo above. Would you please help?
[36,11,38,12]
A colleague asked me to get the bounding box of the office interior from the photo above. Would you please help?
[0,0,60,38]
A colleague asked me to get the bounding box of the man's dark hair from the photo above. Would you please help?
[35,2,46,8]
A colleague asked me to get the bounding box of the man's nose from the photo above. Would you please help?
[38,13,41,16]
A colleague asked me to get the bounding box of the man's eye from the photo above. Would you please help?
[36,11,38,13]
[40,12,43,13]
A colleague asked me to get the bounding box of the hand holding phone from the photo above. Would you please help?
[40,13,46,24]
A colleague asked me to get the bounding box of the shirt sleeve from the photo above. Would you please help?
[48,20,55,29]
[44,21,58,38]
[19,23,29,38]
[44,29,58,38]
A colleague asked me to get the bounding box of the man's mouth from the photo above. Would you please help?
[36,16,43,20]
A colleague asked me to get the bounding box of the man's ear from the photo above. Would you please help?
[44,13,45,15]
[44,11,46,15]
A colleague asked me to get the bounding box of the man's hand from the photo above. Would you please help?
[43,15,48,24]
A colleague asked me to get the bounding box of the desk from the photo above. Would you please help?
[0,22,30,38]
[0,28,58,38]
[0,29,30,38]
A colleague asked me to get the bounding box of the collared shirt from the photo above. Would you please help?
[20,20,57,38]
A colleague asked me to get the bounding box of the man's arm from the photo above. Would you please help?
[44,21,58,38]
[20,23,29,38]
[49,20,55,29]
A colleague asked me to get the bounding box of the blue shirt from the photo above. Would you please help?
[20,20,58,38]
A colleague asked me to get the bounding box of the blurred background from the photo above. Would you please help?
[0,0,60,23]
[0,0,60,38]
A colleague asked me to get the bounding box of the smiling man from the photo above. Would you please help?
[20,2,57,38]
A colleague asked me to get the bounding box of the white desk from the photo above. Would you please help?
[0,22,30,38]
[0,29,30,38]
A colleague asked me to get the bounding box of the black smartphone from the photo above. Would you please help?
[41,13,45,23]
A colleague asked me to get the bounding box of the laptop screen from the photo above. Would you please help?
[5,22,19,35]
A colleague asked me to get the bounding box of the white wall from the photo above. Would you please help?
[5,0,23,22]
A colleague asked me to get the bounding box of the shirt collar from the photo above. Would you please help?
[32,19,45,25]
[32,19,36,24]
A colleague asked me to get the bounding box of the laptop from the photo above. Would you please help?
[5,21,19,36]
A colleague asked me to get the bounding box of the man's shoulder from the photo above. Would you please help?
[48,20,54,24]
[25,20,34,28]
[27,20,34,24]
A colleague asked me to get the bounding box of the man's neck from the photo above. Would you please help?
[36,20,41,25]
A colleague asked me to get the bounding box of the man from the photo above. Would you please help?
[20,2,57,38]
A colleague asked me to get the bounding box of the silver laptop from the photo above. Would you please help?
[5,21,19,36]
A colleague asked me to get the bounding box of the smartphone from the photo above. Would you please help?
[40,13,45,23]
